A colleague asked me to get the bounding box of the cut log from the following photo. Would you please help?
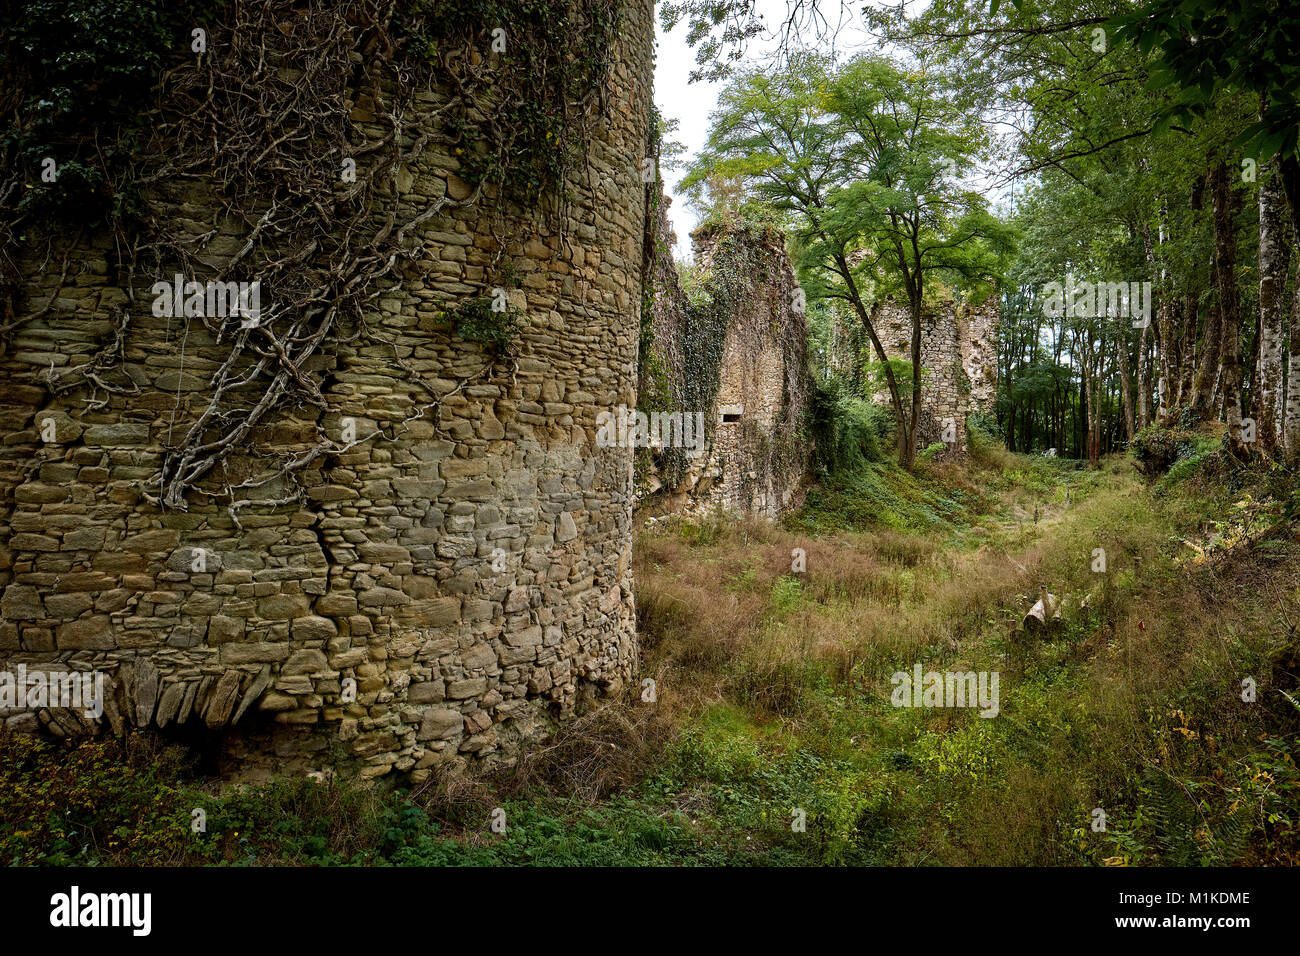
[1023,586,1062,631]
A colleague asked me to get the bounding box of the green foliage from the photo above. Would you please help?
[7,456,1298,868]
[638,184,667,417]
[799,383,980,532]
[1113,0,1300,163]
[809,385,891,475]
[649,105,687,173]
[657,0,765,83]
[447,296,521,356]
[679,234,747,401]
[675,512,727,546]
[637,349,673,414]
[769,574,806,615]
[1158,444,1222,489]
[868,0,1268,463]
[968,410,1000,443]
[397,0,624,201]
[682,52,1016,307]
[0,732,194,865]
[793,458,971,535]
[374,798,723,867]
[680,49,1015,467]
[952,360,972,396]
[864,358,918,399]
[1129,423,1212,478]
[1137,768,1253,866]
[917,441,948,463]
[2,0,618,231]
[2,0,210,224]
[656,224,796,486]
[650,709,887,865]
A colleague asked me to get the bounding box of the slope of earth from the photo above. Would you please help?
[4,448,1297,866]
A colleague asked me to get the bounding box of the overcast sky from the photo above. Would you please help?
[650,0,1014,264]
[652,1,881,259]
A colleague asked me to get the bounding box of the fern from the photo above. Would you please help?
[1142,770,1200,865]
[1140,768,1256,865]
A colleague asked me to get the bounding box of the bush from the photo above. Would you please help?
[967,410,999,443]
[4,0,201,225]
[810,384,893,474]
[448,296,521,355]
[918,441,948,463]
[0,731,194,865]
[1129,424,1206,478]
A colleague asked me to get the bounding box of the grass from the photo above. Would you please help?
[630,450,1300,865]
[4,441,1298,866]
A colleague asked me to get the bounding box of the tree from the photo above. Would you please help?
[1115,0,1300,230]
[1114,0,1300,459]
[667,0,1288,465]
[683,53,1014,468]
[1256,161,1290,453]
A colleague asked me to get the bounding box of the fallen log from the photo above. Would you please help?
[1023,585,1062,631]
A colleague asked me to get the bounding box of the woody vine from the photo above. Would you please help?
[0,0,622,513]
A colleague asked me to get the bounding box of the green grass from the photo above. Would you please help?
[4,446,1298,867]
[790,458,976,534]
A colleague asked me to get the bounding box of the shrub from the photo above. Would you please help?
[918,441,948,463]
[1129,424,1205,477]
[448,295,521,355]
[967,410,999,443]
[0,731,194,865]
[810,384,892,474]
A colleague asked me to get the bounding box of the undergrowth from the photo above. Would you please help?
[5,443,1298,867]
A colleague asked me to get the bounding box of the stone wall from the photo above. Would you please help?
[865,294,999,451]
[0,1,654,780]
[638,207,811,519]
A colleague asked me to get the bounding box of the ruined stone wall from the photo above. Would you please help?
[961,299,998,414]
[638,209,811,519]
[868,295,999,451]
[0,1,653,780]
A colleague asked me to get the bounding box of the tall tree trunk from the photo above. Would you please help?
[832,252,911,466]
[1176,290,1198,414]
[1117,333,1136,441]
[1285,257,1300,461]
[1166,174,1207,423]
[1057,386,1065,450]
[1157,295,1177,420]
[1257,161,1292,455]
[1245,298,1261,415]
[1083,332,1102,467]
[1076,373,1085,458]
[1188,248,1223,422]
[1211,162,1248,457]
[1090,368,1102,466]
[1138,222,1157,430]
[1273,154,1300,462]
[907,284,923,469]
[1277,153,1300,254]
[1138,319,1152,429]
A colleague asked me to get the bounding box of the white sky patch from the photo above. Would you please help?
[654,1,883,258]
[652,0,1011,261]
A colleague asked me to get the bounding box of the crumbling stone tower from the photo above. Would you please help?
[638,209,812,519]
[0,1,653,779]
[853,295,999,450]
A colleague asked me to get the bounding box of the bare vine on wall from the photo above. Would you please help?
[135,0,472,510]
[1,0,623,514]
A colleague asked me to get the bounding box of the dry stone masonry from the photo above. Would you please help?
[863,295,999,450]
[638,204,812,519]
[0,1,654,780]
